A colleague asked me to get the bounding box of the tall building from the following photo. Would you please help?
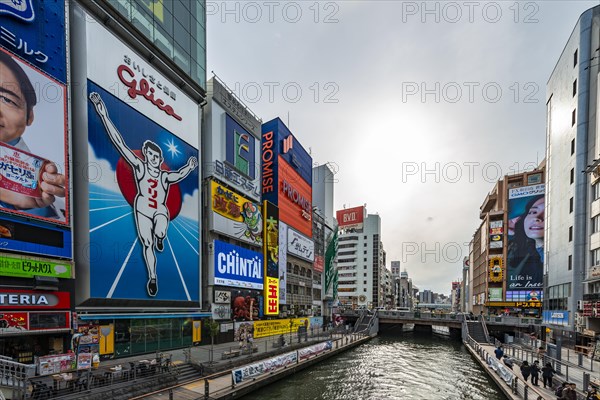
[335,210,386,308]
[469,166,545,317]
[547,5,600,337]
[394,270,413,309]
[391,261,401,277]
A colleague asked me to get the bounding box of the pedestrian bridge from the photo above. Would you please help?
[341,310,544,330]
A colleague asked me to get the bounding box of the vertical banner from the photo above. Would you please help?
[263,201,279,315]
[279,222,288,304]
[85,17,200,302]
[507,184,545,291]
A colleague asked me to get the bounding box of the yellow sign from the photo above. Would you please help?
[193,320,201,343]
[99,324,114,355]
[486,301,542,308]
[265,277,279,316]
[253,318,309,339]
[489,256,503,282]
[211,181,263,244]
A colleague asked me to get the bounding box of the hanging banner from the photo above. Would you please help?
[279,222,288,304]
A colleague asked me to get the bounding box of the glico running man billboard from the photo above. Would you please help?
[0,0,71,259]
[83,15,200,302]
[262,118,313,238]
[507,184,545,291]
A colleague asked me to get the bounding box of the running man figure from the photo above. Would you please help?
[89,92,198,297]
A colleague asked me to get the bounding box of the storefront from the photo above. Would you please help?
[0,289,73,363]
[77,314,207,359]
[486,301,543,318]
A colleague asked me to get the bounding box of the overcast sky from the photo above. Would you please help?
[207,1,599,294]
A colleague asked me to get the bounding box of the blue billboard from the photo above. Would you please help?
[87,81,200,302]
[0,0,67,83]
[226,114,257,180]
[214,240,263,290]
[261,118,312,186]
[543,310,569,326]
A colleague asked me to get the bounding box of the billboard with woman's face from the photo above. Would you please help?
[507,184,545,290]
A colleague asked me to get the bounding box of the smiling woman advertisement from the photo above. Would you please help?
[0,49,67,223]
[507,184,545,291]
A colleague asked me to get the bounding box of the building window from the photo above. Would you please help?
[572,109,576,126]
[364,243,367,247]
[570,197,573,213]
[570,168,574,184]
[574,49,578,67]
[364,266,367,269]
[569,226,573,242]
[364,251,367,254]
[594,182,600,200]
[573,79,577,97]
[364,258,367,262]
[568,255,572,271]
[364,273,367,277]
[364,288,367,292]
[593,216,600,233]
[364,281,367,284]
[571,138,575,155]
[593,249,600,266]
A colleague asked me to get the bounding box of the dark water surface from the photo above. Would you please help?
[240,332,507,400]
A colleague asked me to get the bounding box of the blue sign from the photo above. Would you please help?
[0,216,71,258]
[261,118,312,185]
[214,240,263,289]
[543,310,569,326]
[226,114,257,179]
[0,0,66,83]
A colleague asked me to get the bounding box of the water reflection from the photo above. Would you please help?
[241,332,507,400]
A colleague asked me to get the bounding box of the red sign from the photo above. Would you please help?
[0,290,70,310]
[336,206,365,229]
[278,157,312,237]
[314,256,324,273]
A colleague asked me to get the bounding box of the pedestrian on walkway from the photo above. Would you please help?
[586,387,600,400]
[503,355,514,370]
[530,360,540,386]
[494,345,504,360]
[560,383,577,400]
[542,362,555,389]
[520,360,531,382]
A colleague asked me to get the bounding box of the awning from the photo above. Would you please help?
[0,328,71,336]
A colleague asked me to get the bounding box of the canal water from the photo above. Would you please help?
[240,331,507,400]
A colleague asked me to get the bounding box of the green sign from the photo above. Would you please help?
[0,254,71,279]
[488,287,503,302]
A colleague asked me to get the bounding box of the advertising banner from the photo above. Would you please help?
[265,277,279,316]
[279,222,288,304]
[0,48,70,229]
[274,157,312,237]
[298,341,332,361]
[488,288,503,302]
[223,113,260,197]
[542,310,569,326]
[211,303,231,320]
[253,317,310,339]
[336,206,365,230]
[287,227,314,262]
[489,220,503,249]
[489,256,503,283]
[263,201,279,315]
[232,291,262,321]
[0,217,71,258]
[214,290,231,304]
[507,184,544,290]
[214,240,263,289]
[0,311,70,333]
[38,353,76,376]
[234,321,254,341]
[210,181,262,246]
[232,351,298,385]
[314,256,324,274]
[0,289,70,310]
[0,0,66,83]
[85,17,200,302]
[0,253,71,279]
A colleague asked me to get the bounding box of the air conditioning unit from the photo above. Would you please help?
[577,300,584,310]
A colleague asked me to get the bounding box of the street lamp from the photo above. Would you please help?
[289,319,293,346]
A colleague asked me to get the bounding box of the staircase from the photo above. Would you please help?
[466,321,488,343]
[176,363,202,383]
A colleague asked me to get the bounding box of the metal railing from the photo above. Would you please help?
[479,314,491,343]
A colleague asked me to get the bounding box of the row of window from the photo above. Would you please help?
[286,263,312,278]
[547,283,571,299]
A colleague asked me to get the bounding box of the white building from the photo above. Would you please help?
[336,213,386,308]
[546,5,600,335]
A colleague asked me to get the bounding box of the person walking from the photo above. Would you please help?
[494,345,504,360]
[560,383,577,400]
[542,362,555,389]
[520,360,531,382]
[530,360,540,386]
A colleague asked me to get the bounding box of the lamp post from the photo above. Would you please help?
[289,319,293,346]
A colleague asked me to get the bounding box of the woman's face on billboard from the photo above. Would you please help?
[524,198,544,242]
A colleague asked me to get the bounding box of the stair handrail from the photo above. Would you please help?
[478,313,491,343]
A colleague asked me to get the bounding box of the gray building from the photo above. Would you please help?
[546,5,600,336]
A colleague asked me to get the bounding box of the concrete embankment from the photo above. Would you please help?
[140,334,373,400]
